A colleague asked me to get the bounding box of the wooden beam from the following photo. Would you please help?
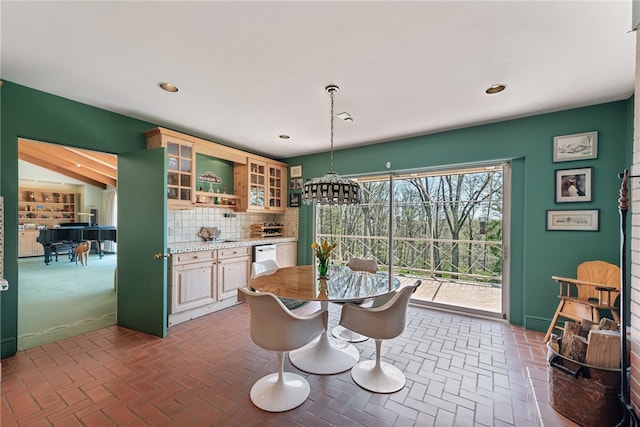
[63,146,117,178]
[20,143,116,187]
[19,152,107,189]
[19,139,116,187]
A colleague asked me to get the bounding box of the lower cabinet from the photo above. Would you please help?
[169,246,251,326]
[170,250,217,314]
[18,230,44,257]
[218,247,251,300]
[276,241,297,267]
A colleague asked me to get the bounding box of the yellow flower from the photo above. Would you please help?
[311,240,336,263]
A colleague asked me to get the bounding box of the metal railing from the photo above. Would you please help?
[315,233,503,286]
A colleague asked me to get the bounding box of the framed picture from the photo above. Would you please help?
[288,179,295,190]
[553,131,598,162]
[555,167,592,203]
[290,165,302,178]
[289,193,301,207]
[546,209,599,231]
[295,178,303,189]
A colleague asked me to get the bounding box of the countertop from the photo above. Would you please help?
[168,236,297,254]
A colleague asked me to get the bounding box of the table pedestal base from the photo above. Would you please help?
[289,332,359,375]
[332,325,369,343]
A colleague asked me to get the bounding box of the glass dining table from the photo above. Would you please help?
[249,264,401,375]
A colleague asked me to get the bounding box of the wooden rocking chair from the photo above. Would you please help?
[544,260,620,343]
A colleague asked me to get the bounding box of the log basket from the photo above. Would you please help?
[547,341,622,427]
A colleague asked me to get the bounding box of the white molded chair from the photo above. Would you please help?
[338,280,421,393]
[251,259,280,278]
[346,258,378,273]
[251,260,307,310]
[238,287,328,412]
[331,258,379,343]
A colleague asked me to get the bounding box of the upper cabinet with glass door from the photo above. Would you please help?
[145,127,286,212]
[267,163,285,210]
[235,157,286,213]
[145,128,194,209]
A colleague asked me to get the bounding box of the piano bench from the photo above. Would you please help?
[52,242,74,262]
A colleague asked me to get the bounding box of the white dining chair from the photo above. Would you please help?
[251,260,307,310]
[331,258,379,343]
[338,280,421,393]
[238,287,328,412]
[251,259,280,278]
[346,258,378,273]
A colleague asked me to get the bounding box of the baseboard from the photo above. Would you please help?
[524,315,551,332]
[1,337,17,359]
[168,298,241,326]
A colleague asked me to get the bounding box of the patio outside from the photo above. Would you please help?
[397,274,502,314]
[315,167,505,317]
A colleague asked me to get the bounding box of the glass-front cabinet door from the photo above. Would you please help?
[166,140,193,208]
[249,159,266,208]
[235,157,287,213]
[146,128,195,209]
[267,164,285,209]
[167,141,193,204]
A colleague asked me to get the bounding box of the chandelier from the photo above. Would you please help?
[302,85,361,205]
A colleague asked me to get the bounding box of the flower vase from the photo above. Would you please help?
[317,279,328,296]
[317,260,328,278]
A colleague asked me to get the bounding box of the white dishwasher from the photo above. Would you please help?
[253,244,277,263]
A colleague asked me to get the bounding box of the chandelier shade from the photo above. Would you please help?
[302,85,362,205]
[302,171,361,205]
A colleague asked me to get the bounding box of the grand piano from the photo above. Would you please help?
[36,223,117,265]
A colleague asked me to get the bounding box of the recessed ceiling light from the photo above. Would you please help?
[279,135,290,140]
[486,84,507,95]
[159,82,179,93]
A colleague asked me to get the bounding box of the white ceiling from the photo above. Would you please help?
[1,1,635,159]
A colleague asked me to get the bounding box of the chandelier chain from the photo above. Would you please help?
[329,88,335,172]
[301,84,361,205]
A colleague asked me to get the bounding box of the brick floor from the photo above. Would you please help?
[1,301,582,426]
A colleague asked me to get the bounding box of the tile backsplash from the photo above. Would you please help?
[167,206,299,245]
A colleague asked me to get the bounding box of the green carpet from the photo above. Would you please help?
[18,253,117,350]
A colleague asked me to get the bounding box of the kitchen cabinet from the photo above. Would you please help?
[146,128,195,210]
[234,157,287,213]
[266,163,286,210]
[18,187,76,227]
[217,246,251,299]
[18,230,44,258]
[146,127,288,212]
[169,246,250,325]
[170,251,217,314]
[276,241,297,268]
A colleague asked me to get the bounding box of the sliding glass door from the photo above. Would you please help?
[315,164,507,318]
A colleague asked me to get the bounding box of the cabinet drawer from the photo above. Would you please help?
[172,251,216,265]
[218,246,251,259]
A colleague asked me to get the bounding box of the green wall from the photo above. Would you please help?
[195,154,234,194]
[287,100,633,331]
[1,79,633,358]
[0,81,157,357]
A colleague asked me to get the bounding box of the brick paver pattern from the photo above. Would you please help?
[1,300,558,426]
